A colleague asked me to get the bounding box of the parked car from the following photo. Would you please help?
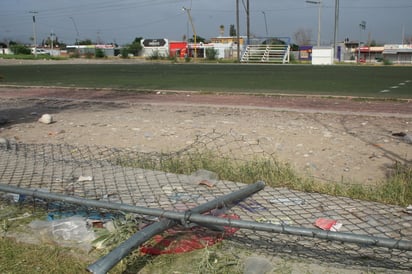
[31,48,50,55]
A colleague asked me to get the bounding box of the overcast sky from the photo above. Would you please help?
[1,0,411,46]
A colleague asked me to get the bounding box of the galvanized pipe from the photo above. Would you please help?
[0,182,264,222]
[185,214,412,251]
[88,218,177,274]
[86,181,265,273]
[1,183,411,252]
[0,182,264,273]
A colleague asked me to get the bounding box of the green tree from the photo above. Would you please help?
[229,24,236,36]
[290,43,299,51]
[125,37,143,56]
[120,47,129,58]
[206,48,218,60]
[95,48,105,58]
[219,25,225,36]
[10,43,31,55]
[78,39,93,45]
[188,35,206,43]
[264,38,286,45]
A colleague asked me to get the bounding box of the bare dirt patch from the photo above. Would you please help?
[1,86,411,184]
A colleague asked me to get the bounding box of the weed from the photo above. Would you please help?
[0,237,91,273]
[116,150,411,206]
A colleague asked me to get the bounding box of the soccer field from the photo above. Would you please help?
[0,63,411,99]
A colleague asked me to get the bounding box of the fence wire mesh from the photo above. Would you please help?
[0,131,411,271]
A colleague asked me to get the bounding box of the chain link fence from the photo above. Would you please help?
[0,131,411,271]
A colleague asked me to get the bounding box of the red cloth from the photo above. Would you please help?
[140,214,240,255]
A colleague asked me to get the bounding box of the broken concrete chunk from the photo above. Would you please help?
[38,114,53,124]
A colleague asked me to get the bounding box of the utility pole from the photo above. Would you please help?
[29,11,38,57]
[50,30,55,56]
[262,11,268,37]
[182,7,197,60]
[333,0,339,61]
[236,0,240,62]
[70,17,80,44]
[246,0,250,45]
[306,1,322,47]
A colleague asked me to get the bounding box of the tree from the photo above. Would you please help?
[206,48,218,60]
[188,35,206,43]
[229,24,236,37]
[264,38,286,45]
[125,37,143,56]
[95,48,105,58]
[78,39,93,45]
[294,28,312,46]
[219,25,225,36]
[290,43,299,51]
[10,43,31,55]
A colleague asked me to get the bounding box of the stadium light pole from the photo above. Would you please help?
[262,11,268,37]
[29,11,38,57]
[182,6,197,60]
[306,0,322,47]
[358,20,366,63]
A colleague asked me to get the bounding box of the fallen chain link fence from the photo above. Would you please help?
[0,131,411,272]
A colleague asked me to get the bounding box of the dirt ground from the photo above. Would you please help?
[0,85,411,185]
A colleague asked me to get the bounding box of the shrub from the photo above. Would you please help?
[120,48,129,59]
[205,48,218,60]
[95,48,106,58]
[148,50,161,60]
[10,44,31,55]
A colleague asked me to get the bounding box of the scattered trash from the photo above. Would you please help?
[256,216,293,225]
[7,212,32,221]
[235,199,267,213]
[243,256,273,274]
[38,114,53,124]
[77,175,93,182]
[198,179,215,188]
[191,169,219,180]
[270,197,305,206]
[29,216,96,251]
[101,192,118,199]
[48,130,65,136]
[5,193,26,203]
[47,201,116,221]
[314,218,342,231]
[140,214,240,255]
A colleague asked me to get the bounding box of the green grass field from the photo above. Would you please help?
[0,63,411,98]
